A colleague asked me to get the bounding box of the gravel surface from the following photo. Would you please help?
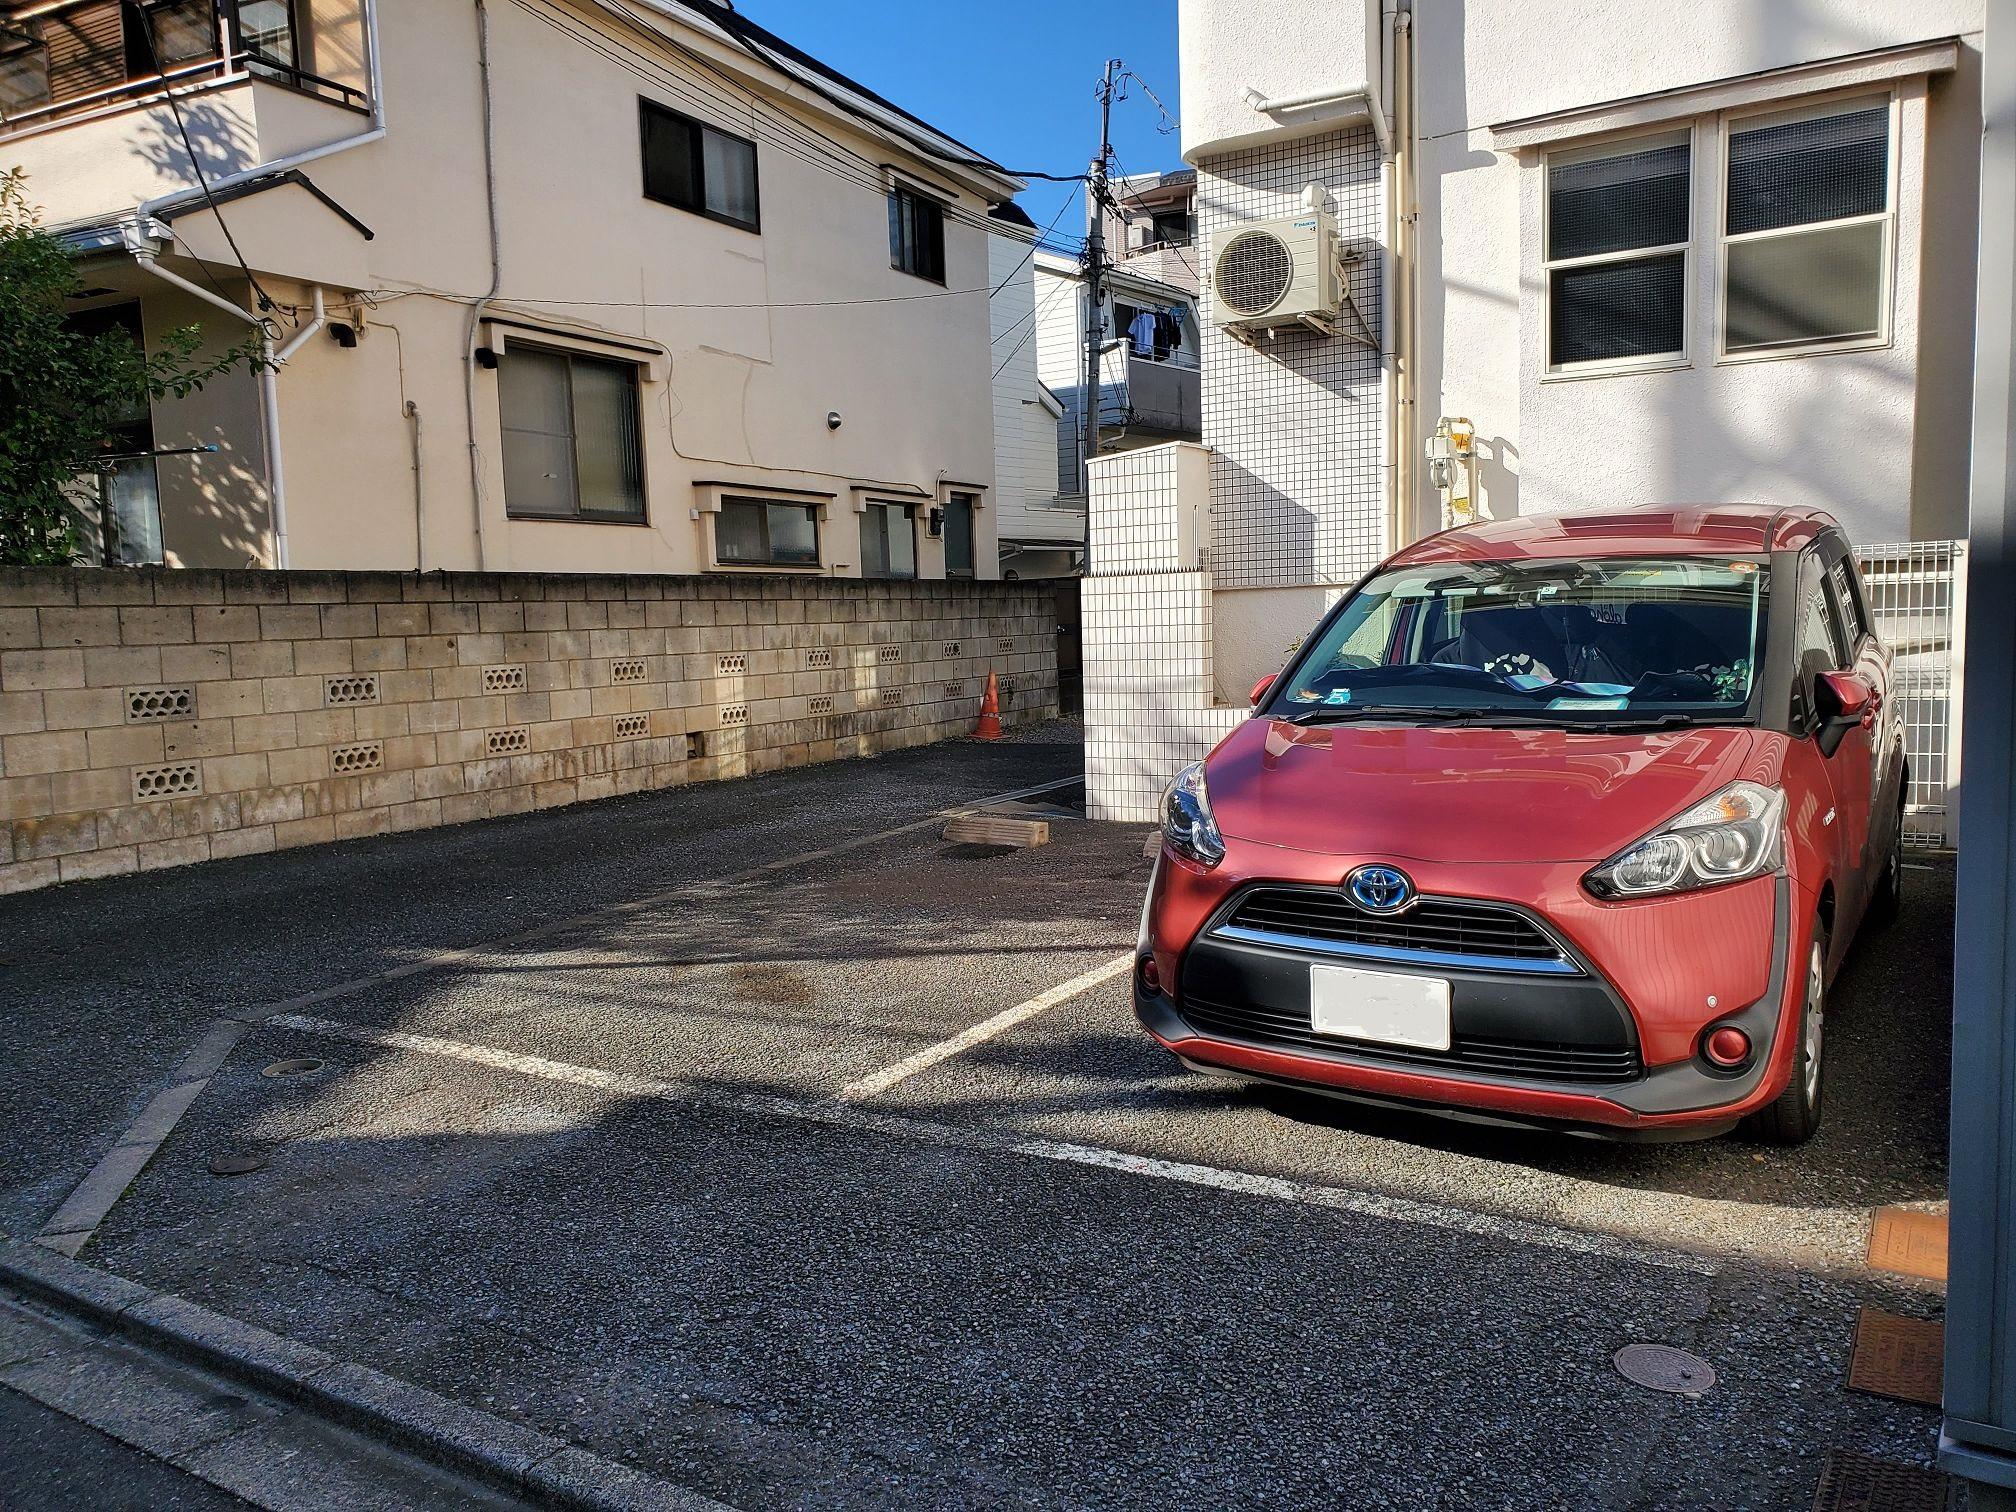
[1,732,1958,1508]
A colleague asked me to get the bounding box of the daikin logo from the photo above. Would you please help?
[1345,864,1416,915]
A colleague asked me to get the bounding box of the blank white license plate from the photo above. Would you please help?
[1309,963,1452,1051]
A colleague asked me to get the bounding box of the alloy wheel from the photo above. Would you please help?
[1803,942,1825,1107]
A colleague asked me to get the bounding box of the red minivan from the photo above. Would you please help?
[1136,507,1905,1143]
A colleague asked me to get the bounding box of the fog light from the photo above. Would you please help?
[1703,1026,1751,1069]
[1137,954,1161,993]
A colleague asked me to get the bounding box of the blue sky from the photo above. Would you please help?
[735,0,1184,240]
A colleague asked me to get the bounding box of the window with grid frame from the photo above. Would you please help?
[715,496,821,568]
[1721,96,1893,357]
[888,185,947,283]
[859,502,917,579]
[1543,130,1692,371]
[497,345,646,523]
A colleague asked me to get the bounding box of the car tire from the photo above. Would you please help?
[1746,935,1826,1146]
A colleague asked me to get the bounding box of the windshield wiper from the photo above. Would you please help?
[1281,705,1560,727]
[1564,712,1711,733]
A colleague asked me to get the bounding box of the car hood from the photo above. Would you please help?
[1206,719,1788,864]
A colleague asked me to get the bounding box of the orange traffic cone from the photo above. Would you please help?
[974,671,1004,740]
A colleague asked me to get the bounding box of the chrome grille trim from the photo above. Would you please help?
[1210,888,1583,978]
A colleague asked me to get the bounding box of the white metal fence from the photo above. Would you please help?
[1858,541,1964,849]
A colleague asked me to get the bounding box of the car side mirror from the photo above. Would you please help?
[1813,670,1873,758]
[1249,673,1276,708]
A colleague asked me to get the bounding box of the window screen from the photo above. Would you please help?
[1727,104,1888,236]
[1547,141,1690,262]
[640,98,759,232]
[1723,101,1890,354]
[889,187,947,282]
[1544,136,1689,368]
[1549,252,1687,366]
[498,347,644,521]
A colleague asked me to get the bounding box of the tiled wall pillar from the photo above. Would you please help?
[1083,443,1242,823]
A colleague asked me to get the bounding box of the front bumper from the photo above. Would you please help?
[1139,852,1801,1135]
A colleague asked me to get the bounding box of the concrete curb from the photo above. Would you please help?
[0,1240,731,1512]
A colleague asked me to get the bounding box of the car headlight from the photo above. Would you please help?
[1162,761,1225,866]
[1584,781,1785,899]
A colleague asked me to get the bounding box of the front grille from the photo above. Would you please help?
[1222,888,1570,967]
[1180,993,1642,1085]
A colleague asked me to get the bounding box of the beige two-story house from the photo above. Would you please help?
[6,0,1020,579]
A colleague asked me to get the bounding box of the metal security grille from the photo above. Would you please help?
[1858,542,1962,849]
[1215,232,1294,316]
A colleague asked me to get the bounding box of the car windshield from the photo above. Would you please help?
[1275,555,1769,727]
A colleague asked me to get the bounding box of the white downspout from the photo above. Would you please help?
[133,249,326,568]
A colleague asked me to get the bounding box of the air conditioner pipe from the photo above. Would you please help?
[1242,83,1391,157]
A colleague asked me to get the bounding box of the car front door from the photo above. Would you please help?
[1784,551,1855,955]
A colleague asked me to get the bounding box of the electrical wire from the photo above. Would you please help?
[992,273,1072,379]
[133,16,279,316]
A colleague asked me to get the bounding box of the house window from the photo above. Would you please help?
[0,1,226,127]
[941,492,976,577]
[67,304,164,566]
[1544,131,1691,370]
[888,186,946,283]
[859,502,917,579]
[1150,208,1192,248]
[717,496,820,567]
[497,346,646,522]
[640,98,760,232]
[1722,97,1891,356]
[230,0,299,68]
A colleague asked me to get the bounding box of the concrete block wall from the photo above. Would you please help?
[0,568,1058,893]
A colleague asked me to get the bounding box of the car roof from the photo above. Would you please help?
[1386,505,1839,566]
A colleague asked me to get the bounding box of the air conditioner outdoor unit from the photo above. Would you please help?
[1210,211,1345,338]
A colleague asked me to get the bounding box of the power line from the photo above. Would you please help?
[993,273,1073,378]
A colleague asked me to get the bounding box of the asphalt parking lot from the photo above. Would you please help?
[0,727,1956,1509]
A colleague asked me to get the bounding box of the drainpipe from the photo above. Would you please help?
[134,244,326,568]
[1391,8,1419,550]
[463,0,503,572]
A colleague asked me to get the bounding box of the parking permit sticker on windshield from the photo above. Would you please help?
[1324,688,1353,705]
[1548,697,1629,710]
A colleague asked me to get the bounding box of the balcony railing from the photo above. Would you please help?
[0,0,370,137]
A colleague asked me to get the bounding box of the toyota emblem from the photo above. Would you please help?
[1345,864,1416,915]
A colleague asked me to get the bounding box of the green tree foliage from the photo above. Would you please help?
[0,169,264,565]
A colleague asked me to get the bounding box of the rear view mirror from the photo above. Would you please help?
[1249,673,1276,707]
[1814,670,1876,757]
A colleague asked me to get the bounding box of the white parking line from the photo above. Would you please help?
[271,1011,1718,1277]
[836,955,1134,1102]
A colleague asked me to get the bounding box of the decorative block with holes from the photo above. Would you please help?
[486,727,530,755]
[483,665,527,693]
[807,648,833,668]
[330,742,384,775]
[132,763,201,801]
[998,639,1015,652]
[611,658,647,684]
[944,642,961,657]
[877,646,901,663]
[809,695,834,715]
[944,682,965,698]
[717,654,746,674]
[720,704,749,725]
[325,674,380,706]
[125,686,195,723]
[880,688,902,707]
[614,713,649,740]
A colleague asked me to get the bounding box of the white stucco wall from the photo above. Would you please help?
[1412,0,1987,546]
[1177,0,1382,159]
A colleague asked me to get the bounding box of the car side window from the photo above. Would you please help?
[1795,556,1847,722]
[1826,555,1868,649]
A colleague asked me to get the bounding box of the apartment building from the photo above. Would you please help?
[7,0,1019,581]
[986,200,1082,579]
[1084,0,1985,822]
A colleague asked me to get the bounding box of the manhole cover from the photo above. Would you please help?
[1613,1343,1716,1395]
[208,1152,267,1177]
[1847,1307,1944,1407]
[261,1058,324,1078]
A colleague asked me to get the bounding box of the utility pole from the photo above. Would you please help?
[1079,57,1121,575]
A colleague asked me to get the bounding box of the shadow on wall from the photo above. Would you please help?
[129,95,259,197]
[1205,461,1317,583]
[156,418,272,569]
